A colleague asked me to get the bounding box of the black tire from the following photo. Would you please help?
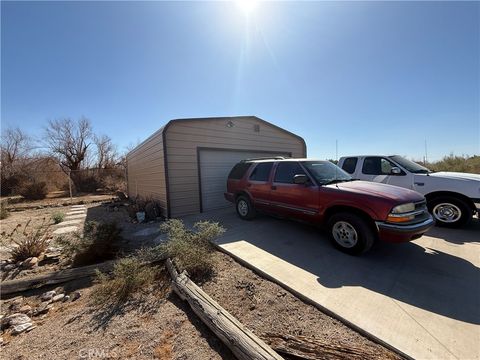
[428,196,472,228]
[235,196,256,220]
[327,212,375,255]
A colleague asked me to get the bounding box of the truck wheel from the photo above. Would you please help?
[236,196,256,220]
[327,213,375,255]
[428,196,471,228]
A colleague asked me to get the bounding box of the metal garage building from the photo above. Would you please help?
[126,116,306,218]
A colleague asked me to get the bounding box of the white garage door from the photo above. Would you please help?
[199,149,289,211]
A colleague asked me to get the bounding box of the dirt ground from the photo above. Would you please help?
[1,201,399,359]
[1,251,399,360]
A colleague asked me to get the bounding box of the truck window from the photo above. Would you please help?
[341,157,358,174]
[274,162,306,183]
[362,157,397,175]
[228,162,251,180]
[249,162,273,182]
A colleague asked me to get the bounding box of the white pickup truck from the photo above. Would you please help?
[338,155,480,228]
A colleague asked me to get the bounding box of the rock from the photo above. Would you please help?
[40,290,56,301]
[33,302,53,316]
[71,291,81,302]
[18,305,32,315]
[0,336,3,345]
[8,297,24,311]
[3,264,16,271]
[3,313,31,327]
[21,257,38,269]
[12,322,35,335]
[249,303,256,310]
[52,294,65,302]
[62,295,70,302]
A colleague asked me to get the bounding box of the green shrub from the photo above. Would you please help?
[3,219,51,261]
[56,221,122,267]
[92,256,159,304]
[0,202,9,220]
[51,212,65,224]
[158,219,225,280]
[18,182,48,200]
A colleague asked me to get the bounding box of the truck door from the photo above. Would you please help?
[361,157,412,189]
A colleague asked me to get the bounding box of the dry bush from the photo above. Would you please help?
[57,221,122,267]
[2,219,51,261]
[18,181,48,200]
[427,154,480,174]
[91,256,160,304]
[158,219,225,280]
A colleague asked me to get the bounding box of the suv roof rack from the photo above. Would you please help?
[241,156,289,162]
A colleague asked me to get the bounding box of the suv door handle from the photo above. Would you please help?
[271,185,277,190]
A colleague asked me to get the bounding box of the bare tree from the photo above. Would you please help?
[44,117,93,173]
[94,134,117,169]
[1,127,33,168]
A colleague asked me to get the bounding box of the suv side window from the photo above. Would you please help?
[249,162,273,182]
[341,157,358,174]
[274,162,306,183]
[228,162,251,180]
[362,157,398,175]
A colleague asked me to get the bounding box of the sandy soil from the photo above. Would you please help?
[1,251,399,360]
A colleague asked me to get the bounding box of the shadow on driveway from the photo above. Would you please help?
[183,209,480,326]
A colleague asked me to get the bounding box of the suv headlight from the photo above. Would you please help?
[391,203,415,214]
[387,203,415,223]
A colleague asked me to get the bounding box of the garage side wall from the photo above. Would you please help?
[165,117,305,218]
[126,128,168,216]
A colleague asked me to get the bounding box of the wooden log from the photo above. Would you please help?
[166,259,283,360]
[1,260,116,296]
[263,333,399,360]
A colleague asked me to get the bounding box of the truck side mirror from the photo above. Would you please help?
[293,174,309,184]
[391,167,402,175]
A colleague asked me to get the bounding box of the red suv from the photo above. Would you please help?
[225,157,434,254]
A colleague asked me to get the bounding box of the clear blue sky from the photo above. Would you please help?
[2,1,479,161]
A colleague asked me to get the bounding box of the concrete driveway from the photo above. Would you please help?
[181,209,480,360]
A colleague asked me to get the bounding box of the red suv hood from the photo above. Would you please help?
[329,180,424,203]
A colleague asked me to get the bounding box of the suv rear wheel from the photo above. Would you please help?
[236,196,256,220]
[327,213,375,255]
[428,196,471,228]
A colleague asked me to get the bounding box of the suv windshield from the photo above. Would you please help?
[303,161,352,185]
[389,155,432,174]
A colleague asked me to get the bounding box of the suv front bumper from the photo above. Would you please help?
[376,216,435,243]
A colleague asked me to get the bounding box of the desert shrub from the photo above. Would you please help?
[0,202,9,220]
[0,173,29,196]
[426,154,480,174]
[91,256,160,304]
[158,219,225,280]
[51,212,65,224]
[57,221,122,266]
[2,219,51,261]
[76,175,102,193]
[18,181,48,200]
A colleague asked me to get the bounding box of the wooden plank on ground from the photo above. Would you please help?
[1,261,115,296]
[263,333,399,360]
[166,259,283,360]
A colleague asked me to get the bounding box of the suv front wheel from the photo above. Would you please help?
[236,196,256,220]
[327,213,375,255]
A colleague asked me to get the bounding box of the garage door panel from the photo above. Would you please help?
[199,149,288,211]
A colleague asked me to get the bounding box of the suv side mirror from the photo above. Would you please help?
[391,167,402,175]
[293,174,309,184]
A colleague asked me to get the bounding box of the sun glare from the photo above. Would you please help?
[235,0,258,15]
